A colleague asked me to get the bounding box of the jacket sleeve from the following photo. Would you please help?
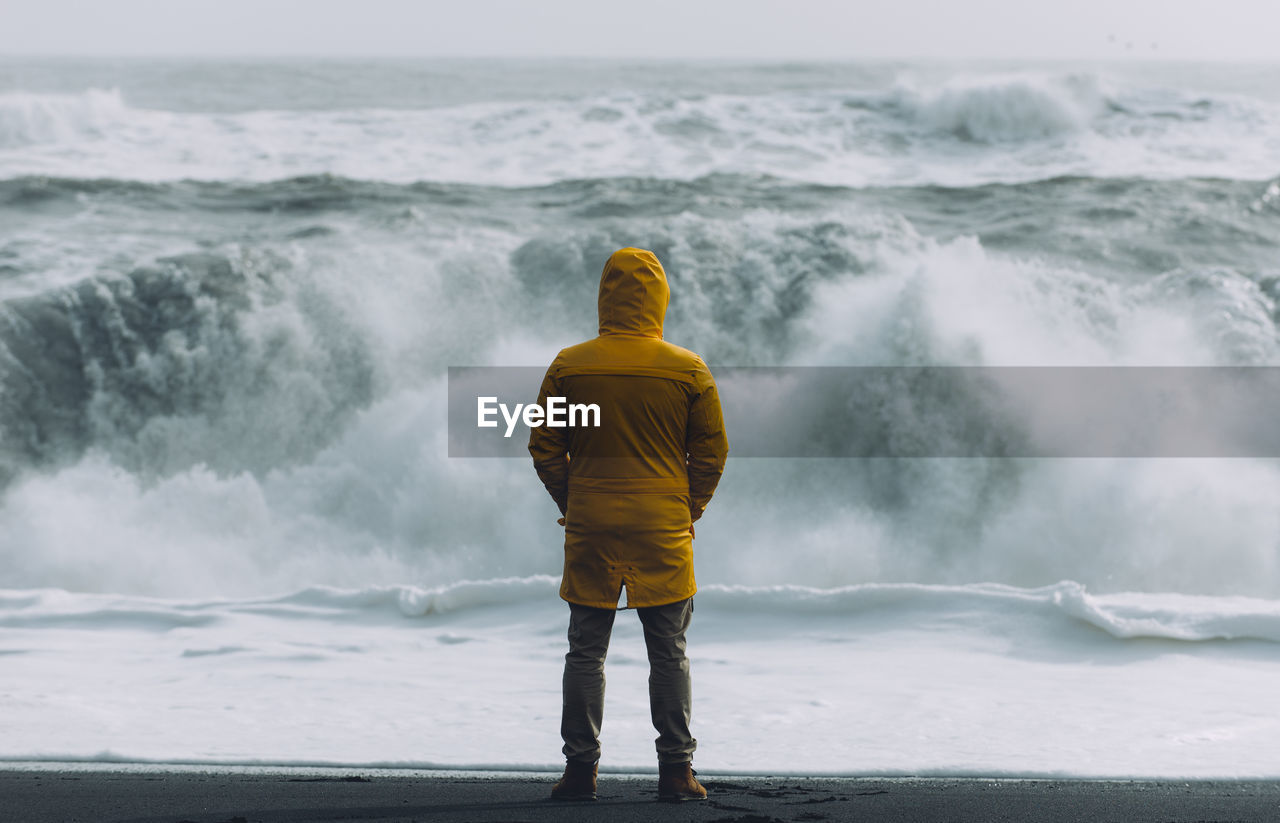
[686,360,728,522]
[528,360,569,515]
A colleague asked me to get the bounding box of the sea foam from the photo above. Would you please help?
[0,73,1276,185]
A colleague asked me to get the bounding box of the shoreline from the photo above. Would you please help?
[9,758,1280,781]
[7,764,1280,823]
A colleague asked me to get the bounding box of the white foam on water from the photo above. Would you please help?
[5,580,1280,777]
[1,73,1278,185]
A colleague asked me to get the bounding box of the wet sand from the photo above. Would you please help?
[5,766,1280,823]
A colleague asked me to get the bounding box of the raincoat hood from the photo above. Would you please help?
[598,247,668,338]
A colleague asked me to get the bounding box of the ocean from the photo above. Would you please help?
[2,57,1279,777]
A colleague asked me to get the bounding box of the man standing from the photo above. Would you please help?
[529,247,728,802]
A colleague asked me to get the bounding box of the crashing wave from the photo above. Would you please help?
[900,73,1106,142]
[0,88,131,148]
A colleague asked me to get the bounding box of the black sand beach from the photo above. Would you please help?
[6,767,1280,823]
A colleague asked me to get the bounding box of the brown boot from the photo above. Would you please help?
[549,759,598,801]
[657,761,707,802]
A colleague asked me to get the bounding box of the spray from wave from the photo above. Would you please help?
[1,177,1277,599]
[898,73,1105,142]
[0,88,129,148]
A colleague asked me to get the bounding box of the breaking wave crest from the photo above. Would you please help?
[899,73,1104,142]
[1,186,1278,601]
[0,88,130,148]
[0,249,374,484]
[9,578,1280,644]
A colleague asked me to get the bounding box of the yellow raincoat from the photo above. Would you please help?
[529,248,729,608]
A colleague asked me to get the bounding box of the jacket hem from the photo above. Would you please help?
[560,589,696,610]
[569,476,690,494]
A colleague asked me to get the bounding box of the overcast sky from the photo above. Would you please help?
[2,0,1278,61]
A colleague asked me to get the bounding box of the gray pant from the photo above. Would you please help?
[561,597,696,765]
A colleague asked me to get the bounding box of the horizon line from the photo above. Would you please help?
[3,52,1280,65]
